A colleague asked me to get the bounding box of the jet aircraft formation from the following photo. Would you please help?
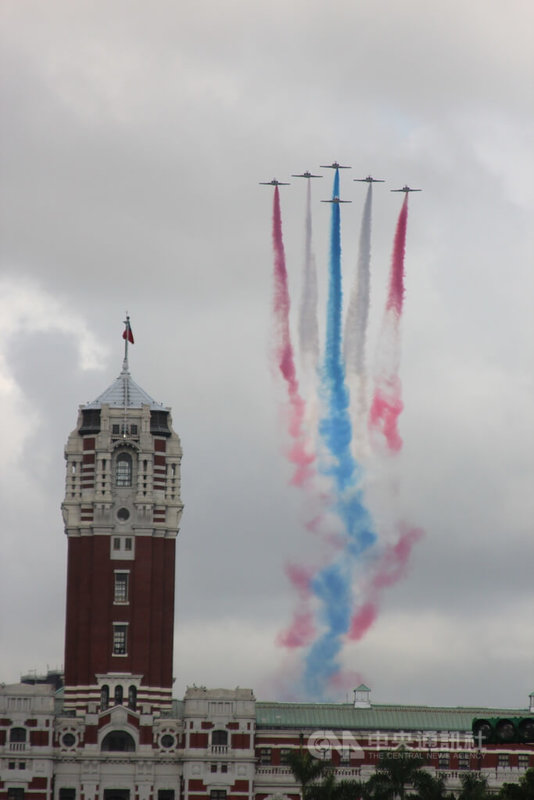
[259,164,421,202]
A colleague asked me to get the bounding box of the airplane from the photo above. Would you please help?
[291,171,323,179]
[259,178,290,186]
[354,176,385,183]
[390,185,422,192]
[321,196,352,204]
[320,162,351,170]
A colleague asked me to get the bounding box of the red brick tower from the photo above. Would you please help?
[61,324,183,715]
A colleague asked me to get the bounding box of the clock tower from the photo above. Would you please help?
[61,322,183,715]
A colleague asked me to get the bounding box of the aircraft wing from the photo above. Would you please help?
[320,162,351,169]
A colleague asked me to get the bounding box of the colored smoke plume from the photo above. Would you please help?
[369,195,409,452]
[272,186,315,486]
[347,523,424,641]
[299,178,320,374]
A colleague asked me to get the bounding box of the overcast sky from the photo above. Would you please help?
[1,0,533,710]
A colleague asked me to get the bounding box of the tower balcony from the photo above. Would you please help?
[8,742,27,752]
[209,744,229,755]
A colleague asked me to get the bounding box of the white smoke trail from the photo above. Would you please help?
[343,183,373,445]
[298,179,320,379]
[298,179,320,438]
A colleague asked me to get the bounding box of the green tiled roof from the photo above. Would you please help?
[255,702,532,732]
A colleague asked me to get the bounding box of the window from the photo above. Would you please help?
[221,764,228,774]
[115,453,132,487]
[210,792,226,800]
[59,790,76,800]
[101,685,109,711]
[79,410,101,434]
[438,753,450,770]
[8,762,15,770]
[10,728,27,743]
[61,733,76,748]
[210,764,217,773]
[498,754,510,769]
[458,753,471,770]
[150,411,170,436]
[519,755,530,769]
[112,624,128,655]
[8,789,24,800]
[124,537,132,551]
[280,749,291,765]
[212,730,228,746]
[114,685,123,705]
[101,731,135,752]
[114,572,129,604]
[158,793,174,800]
[128,686,137,711]
[259,748,272,765]
[113,537,121,550]
[104,791,129,800]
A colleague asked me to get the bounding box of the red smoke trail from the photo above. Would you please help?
[285,563,315,598]
[277,563,316,649]
[347,522,424,641]
[277,611,316,649]
[272,187,315,486]
[368,376,404,452]
[348,602,378,641]
[386,196,408,314]
[368,195,408,452]
[372,523,424,589]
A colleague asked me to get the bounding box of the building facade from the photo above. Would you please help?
[1,349,533,800]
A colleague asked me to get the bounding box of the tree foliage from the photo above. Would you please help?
[368,748,428,800]
[286,749,329,800]
[286,746,533,800]
[499,769,534,800]
[457,772,490,800]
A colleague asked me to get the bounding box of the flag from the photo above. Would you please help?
[122,319,134,344]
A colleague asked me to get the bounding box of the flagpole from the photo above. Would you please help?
[123,313,130,372]
[122,313,131,435]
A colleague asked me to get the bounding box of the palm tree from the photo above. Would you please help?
[287,748,330,800]
[287,748,367,800]
[412,771,454,800]
[367,748,427,800]
[457,772,490,800]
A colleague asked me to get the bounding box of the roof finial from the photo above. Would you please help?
[122,314,134,373]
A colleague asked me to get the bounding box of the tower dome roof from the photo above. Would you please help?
[83,364,167,411]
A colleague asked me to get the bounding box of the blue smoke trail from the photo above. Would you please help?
[304,562,352,696]
[303,169,377,698]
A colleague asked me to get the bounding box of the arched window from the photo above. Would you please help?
[10,727,27,742]
[100,685,109,711]
[101,731,135,752]
[115,452,132,487]
[114,685,123,706]
[128,685,137,711]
